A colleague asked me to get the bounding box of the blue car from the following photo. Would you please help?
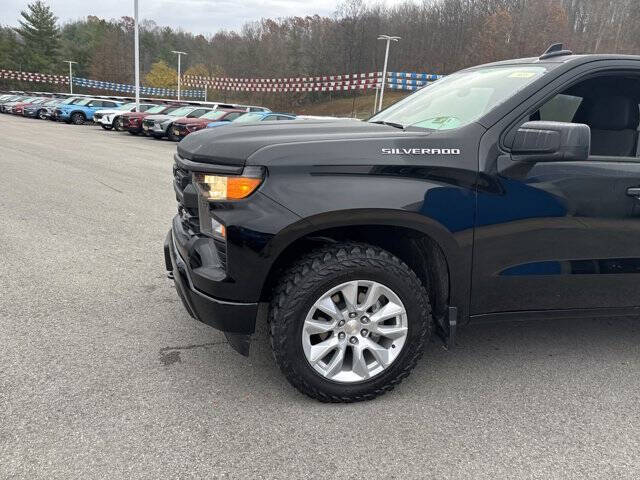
[55,98,123,125]
[206,111,296,128]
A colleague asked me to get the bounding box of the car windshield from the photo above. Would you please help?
[369,65,548,131]
[117,102,137,110]
[76,98,92,106]
[233,112,264,123]
[44,100,59,106]
[168,106,195,117]
[201,110,231,120]
[145,105,166,114]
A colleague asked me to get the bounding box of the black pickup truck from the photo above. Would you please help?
[165,45,640,402]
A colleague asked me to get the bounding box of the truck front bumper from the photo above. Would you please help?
[164,230,258,355]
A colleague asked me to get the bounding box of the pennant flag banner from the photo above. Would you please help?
[72,77,204,98]
[1,68,443,95]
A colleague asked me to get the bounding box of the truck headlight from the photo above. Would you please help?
[193,167,264,201]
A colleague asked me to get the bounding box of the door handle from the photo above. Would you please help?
[627,187,640,198]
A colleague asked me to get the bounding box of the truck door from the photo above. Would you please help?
[471,72,640,315]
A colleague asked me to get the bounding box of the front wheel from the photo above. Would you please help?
[269,242,432,402]
[70,112,85,125]
[38,109,47,120]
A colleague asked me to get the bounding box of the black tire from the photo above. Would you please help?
[269,242,432,402]
[114,117,124,131]
[71,112,85,125]
[37,109,47,120]
[152,133,163,139]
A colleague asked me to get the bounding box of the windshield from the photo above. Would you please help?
[117,102,137,110]
[168,106,195,117]
[76,98,92,106]
[201,110,231,120]
[369,65,548,130]
[233,112,264,123]
[145,105,166,114]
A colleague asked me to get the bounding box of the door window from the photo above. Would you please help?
[538,94,583,122]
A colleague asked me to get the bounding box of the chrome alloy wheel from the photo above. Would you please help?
[302,280,408,383]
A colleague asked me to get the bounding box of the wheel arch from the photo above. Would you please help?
[259,209,468,323]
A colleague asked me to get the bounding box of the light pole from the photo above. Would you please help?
[134,0,140,111]
[376,35,400,112]
[64,60,77,94]
[172,50,187,100]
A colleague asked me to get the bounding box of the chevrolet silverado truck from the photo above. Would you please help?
[165,45,640,402]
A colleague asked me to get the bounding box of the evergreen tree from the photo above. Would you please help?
[14,1,60,73]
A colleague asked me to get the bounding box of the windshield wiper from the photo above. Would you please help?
[369,120,405,130]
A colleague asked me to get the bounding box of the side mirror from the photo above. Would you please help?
[511,121,590,162]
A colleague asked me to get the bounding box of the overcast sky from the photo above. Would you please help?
[1,0,414,35]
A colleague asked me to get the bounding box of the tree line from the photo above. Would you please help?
[1,0,640,109]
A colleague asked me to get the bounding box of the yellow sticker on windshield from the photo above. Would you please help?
[508,71,538,78]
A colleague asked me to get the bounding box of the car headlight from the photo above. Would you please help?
[193,167,264,201]
[192,167,264,237]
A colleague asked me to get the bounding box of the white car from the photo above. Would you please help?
[93,102,157,130]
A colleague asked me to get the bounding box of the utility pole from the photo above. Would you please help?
[376,35,400,112]
[134,0,140,111]
[172,50,187,100]
[64,60,77,94]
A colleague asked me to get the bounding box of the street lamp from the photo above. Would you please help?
[133,0,140,111]
[172,50,187,100]
[64,60,77,94]
[376,35,400,112]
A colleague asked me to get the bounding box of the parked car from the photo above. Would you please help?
[170,109,245,140]
[23,98,59,119]
[13,97,48,116]
[55,98,122,125]
[93,102,158,130]
[142,106,212,139]
[165,46,640,402]
[39,97,85,120]
[206,111,296,128]
[120,104,181,134]
[1,95,30,113]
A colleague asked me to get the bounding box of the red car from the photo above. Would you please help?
[120,104,181,135]
[170,109,245,140]
[13,97,48,115]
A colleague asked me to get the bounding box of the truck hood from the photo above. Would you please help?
[177,119,424,166]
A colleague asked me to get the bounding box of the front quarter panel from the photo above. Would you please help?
[252,122,484,320]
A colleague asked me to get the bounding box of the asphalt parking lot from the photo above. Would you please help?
[1,113,640,479]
